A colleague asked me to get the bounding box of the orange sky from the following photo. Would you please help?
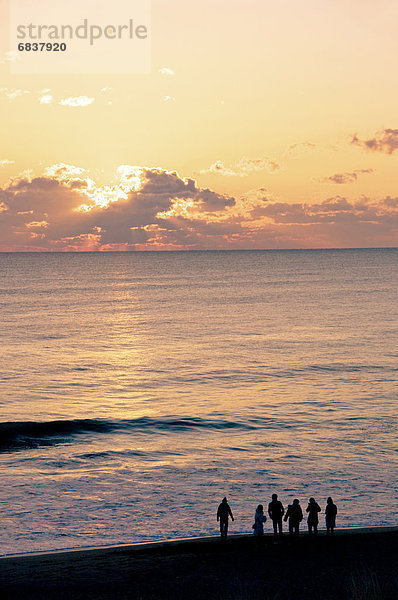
[0,0,397,250]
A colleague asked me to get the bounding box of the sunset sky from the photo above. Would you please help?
[0,0,397,250]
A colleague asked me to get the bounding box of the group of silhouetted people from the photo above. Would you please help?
[217,494,337,539]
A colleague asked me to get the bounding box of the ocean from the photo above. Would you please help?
[0,249,397,555]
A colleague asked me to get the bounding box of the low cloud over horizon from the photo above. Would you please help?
[0,164,397,251]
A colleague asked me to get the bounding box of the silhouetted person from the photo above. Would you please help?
[217,497,234,538]
[268,493,284,537]
[284,498,303,536]
[253,504,267,536]
[306,497,321,534]
[325,497,337,536]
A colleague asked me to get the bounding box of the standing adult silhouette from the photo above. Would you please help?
[284,498,303,536]
[325,497,337,535]
[268,493,285,538]
[306,497,321,534]
[217,497,234,538]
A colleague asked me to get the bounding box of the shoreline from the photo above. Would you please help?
[1,524,398,560]
[1,527,397,599]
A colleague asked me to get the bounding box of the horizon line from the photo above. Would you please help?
[0,247,397,254]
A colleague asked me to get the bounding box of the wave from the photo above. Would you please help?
[0,416,254,452]
[0,419,114,452]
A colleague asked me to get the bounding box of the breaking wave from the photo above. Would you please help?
[0,416,255,452]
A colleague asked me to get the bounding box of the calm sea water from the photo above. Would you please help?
[0,249,397,555]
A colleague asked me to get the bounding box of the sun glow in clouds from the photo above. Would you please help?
[1,134,397,251]
[117,165,145,192]
[72,165,145,211]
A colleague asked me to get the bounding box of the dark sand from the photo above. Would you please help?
[1,528,397,599]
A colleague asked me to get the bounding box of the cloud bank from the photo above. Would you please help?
[0,164,397,251]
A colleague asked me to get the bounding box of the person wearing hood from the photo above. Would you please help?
[253,504,267,536]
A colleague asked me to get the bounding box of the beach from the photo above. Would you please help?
[1,528,397,599]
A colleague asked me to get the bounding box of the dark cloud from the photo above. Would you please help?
[193,189,235,211]
[383,197,398,208]
[4,177,84,217]
[249,196,397,230]
[0,167,236,250]
[351,129,398,154]
[139,169,196,195]
[322,169,374,184]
